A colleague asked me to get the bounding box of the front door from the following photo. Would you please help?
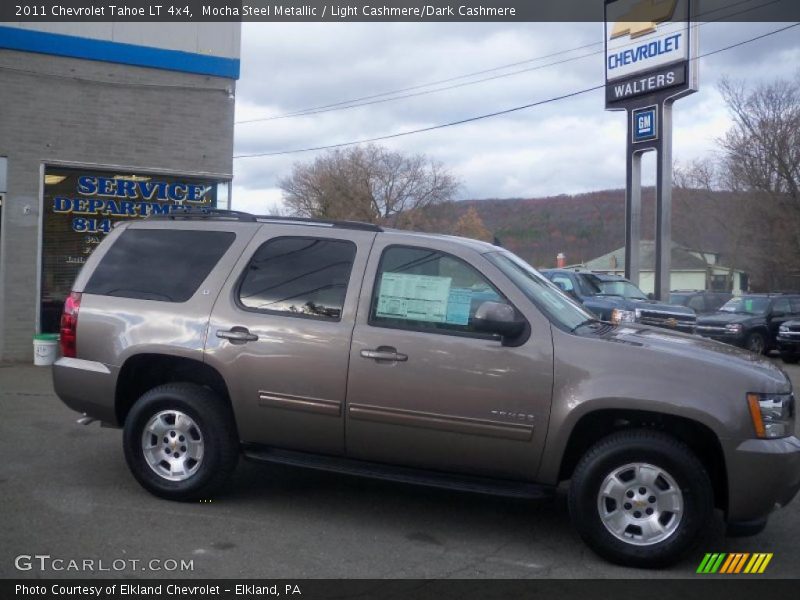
[205,225,376,455]
[345,237,554,481]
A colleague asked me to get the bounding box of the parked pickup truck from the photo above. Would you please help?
[541,269,696,333]
[696,293,800,355]
[53,209,799,568]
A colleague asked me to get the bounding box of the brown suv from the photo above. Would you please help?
[53,209,800,568]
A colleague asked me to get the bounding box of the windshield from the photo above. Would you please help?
[485,251,595,331]
[719,296,770,315]
[593,279,648,300]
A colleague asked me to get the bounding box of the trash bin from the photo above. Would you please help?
[33,333,59,366]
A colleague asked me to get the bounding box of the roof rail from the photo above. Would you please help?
[254,215,383,232]
[146,207,383,232]
[147,207,257,222]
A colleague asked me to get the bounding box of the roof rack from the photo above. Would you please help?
[146,207,383,232]
[254,215,383,232]
[148,206,257,222]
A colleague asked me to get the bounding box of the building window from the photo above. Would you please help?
[40,166,227,332]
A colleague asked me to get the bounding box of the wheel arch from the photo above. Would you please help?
[557,408,728,512]
[115,354,237,436]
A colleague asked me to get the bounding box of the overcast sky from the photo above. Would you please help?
[230,19,799,214]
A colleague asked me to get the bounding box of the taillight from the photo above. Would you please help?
[59,292,82,358]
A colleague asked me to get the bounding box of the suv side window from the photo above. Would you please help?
[84,229,235,302]
[369,246,508,337]
[773,298,791,315]
[790,297,800,314]
[238,236,357,320]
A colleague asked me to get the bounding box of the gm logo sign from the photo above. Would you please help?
[632,106,658,143]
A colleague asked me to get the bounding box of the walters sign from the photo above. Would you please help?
[604,0,696,106]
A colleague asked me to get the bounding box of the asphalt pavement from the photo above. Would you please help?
[1,359,799,579]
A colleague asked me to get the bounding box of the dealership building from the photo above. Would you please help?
[0,22,241,361]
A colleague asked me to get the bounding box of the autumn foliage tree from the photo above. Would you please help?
[452,206,492,242]
[279,144,459,228]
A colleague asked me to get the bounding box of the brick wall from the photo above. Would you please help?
[0,49,236,361]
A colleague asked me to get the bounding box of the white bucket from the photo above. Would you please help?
[33,334,59,366]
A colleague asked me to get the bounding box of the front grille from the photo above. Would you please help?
[696,325,728,335]
[637,310,696,331]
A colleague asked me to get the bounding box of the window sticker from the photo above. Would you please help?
[445,288,472,325]
[376,272,452,323]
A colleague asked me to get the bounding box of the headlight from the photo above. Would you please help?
[779,324,790,333]
[725,323,743,334]
[747,393,795,439]
[611,309,636,323]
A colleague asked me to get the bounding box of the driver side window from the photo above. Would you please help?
[369,246,510,337]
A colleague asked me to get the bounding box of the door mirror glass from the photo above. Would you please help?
[473,301,526,339]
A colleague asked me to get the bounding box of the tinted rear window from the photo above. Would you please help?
[85,229,235,302]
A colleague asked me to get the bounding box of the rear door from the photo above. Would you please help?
[344,236,554,481]
[205,225,376,455]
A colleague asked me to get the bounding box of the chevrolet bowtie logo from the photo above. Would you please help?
[611,0,678,39]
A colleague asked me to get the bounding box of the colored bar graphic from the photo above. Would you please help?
[698,552,773,574]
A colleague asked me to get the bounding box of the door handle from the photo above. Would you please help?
[216,328,258,343]
[361,347,408,362]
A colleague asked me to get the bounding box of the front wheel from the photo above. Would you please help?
[746,332,766,355]
[123,383,239,501]
[568,430,713,568]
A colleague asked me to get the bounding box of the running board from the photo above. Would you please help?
[242,446,553,500]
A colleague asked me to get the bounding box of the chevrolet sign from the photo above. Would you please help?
[606,0,689,83]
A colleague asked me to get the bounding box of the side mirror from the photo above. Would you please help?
[473,301,527,340]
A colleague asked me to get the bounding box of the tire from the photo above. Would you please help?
[568,429,713,568]
[123,383,239,501]
[745,332,766,355]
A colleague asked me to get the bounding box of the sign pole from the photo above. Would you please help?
[654,101,674,300]
[605,0,697,299]
[624,147,642,285]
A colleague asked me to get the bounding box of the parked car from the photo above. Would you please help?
[696,293,800,355]
[777,320,800,364]
[53,209,799,568]
[669,290,732,315]
[541,269,696,333]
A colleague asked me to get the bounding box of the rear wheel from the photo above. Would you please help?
[123,383,239,501]
[746,332,766,355]
[568,430,713,568]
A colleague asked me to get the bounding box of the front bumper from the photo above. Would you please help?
[52,357,119,425]
[723,435,800,522]
[777,335,800,354]
[696,329,745,346]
